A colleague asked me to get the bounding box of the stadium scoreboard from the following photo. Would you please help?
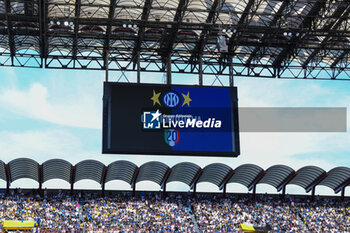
[102,83,240,157]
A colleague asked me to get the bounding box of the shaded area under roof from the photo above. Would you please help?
[0,161,6,182]
[136,161,169,185]
[289,166,326,191]
[259,165,295,189]
[228,164,263,188]
[74,160,105,184]
[319,167,350,191]
[43,159,72,184]
[106,160,138,185]
[8,158,39,183]
[198,163,232,187]
[167,162,201,187]
[0,0,349,80]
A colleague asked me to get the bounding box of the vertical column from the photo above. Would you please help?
[105,52,109,82]
[311,187,315,201]
[70,166,76,196]
[198,55,203,86]
[38,165,43,196]
[252,184,256,200]
[132,182,136,197]
[229,56,234,87]
[5,164,10,195]
[191,169,203,198]
[162,169,172,199]
[166,54,172,84]
[282,185,286,201]
[193,183,197,198]
[341,187,345,202]
[137,51,141,83]
[132,168,140,197]
[223,184,226,198]
[101,166,108,198]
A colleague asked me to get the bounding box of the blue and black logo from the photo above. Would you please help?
[163,91,181,108]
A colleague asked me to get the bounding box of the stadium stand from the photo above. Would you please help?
[0,190,348,232]
[0,159,349,231]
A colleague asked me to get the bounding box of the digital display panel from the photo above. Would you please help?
[102,83,240,157]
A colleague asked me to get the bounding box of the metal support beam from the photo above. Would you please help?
[331,49,349,68]
[341,187,345,201]
[5,164,10,195]
[273,0,328,68]
[311,186,315,201]
[335,177,350,194]
[137,51,141,83]
[226,0,255,55]
[198,55,203,86]
[248,170,266,191]
[39,0,47,67]
[229,56,233,87]
[245,0,289,65]
[219,170,235,198]
[252,184,257,200]
[161,168,172,198]
[24,0,34,16]
[277,171,297,192]
[105,53,109,82]
[159,0,189,58]
[5,0,15,66]
[166,54,172,84]
[190,0,223,62]
[305,172,328,193]
[131,168,140,197]
[103,0,116,72]
[72,0,81,62]
[302,4,350,68]
[70,166,76,196]
[101,166,108,197]
[190,169,203,198]
[132,0,153,67]
[38,165,43,196]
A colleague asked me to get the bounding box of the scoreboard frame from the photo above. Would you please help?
[102,82,240,157]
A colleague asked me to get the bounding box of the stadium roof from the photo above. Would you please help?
[1,0,350,80]
[1,158,350,197]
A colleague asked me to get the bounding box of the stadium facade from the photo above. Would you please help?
[1,158,349,200]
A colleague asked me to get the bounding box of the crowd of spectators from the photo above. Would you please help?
[0,190,348,232]
[295,197,350,232]
[81,193,194,232]
[192,195,304,232]
[0,189,81,232]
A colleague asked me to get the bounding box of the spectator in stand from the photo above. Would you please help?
[0,190,348,233]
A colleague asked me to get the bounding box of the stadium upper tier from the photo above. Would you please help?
[0,158,349,197]
[0,0,349,79]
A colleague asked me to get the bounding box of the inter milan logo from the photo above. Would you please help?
[164,129,180,146]
[163,91,180,108]
[142,110,162,129]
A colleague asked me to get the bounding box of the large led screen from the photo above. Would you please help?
[102,83,240,157]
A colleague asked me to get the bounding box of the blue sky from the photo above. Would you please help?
[0,66,349,196]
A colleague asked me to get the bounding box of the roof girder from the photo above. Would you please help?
[301,3,350,68]
[272,0,328,68]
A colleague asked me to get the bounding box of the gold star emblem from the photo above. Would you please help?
[182,91,192,107]
[150,90,161,106]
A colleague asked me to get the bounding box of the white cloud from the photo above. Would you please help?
[0,83,101,129]
[0,129,86,163]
